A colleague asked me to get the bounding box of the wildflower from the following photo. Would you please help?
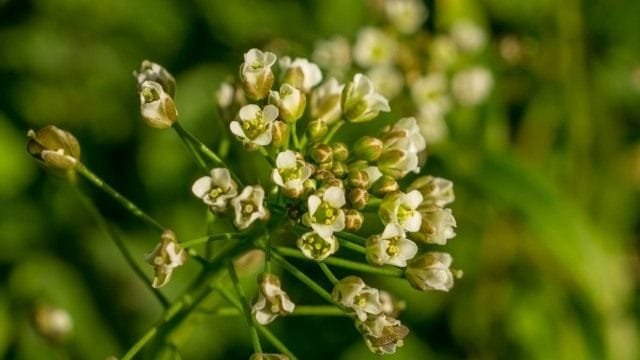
[191,168,238,212]
[342,73,390,123]
[134,60,176,98]
[408,175,455,207]
[145,230,187,288]
[353,27,397,67]
[410,73,451,114]
[269,84,306,123]
[378,118,425,178]
[379,190,423,232]
[279,56,323,92]
[416,104,449,144]
[384,117,426,153]
[138,80,178,129]
[366,224,418,267]
[429,35,459,69]
[367,66,404,100]
[252,274,295,325]
[356,314,409,355]
[413,204,456,245]
[230,104,279,147]
[310,78,344,125]
[332,276,383,321]
[451,66,493,106]
[272,150,314,197]
[307,186,346,238]
[27,126,81,170]
[384,0,428,34]
[231,185,269,230]
[312,36,352,77]
[297,231,339,261]
[450,20,487,54]
[405,252,457,291]
[240,48,277,100]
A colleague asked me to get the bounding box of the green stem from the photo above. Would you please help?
[258,147,275,167]
[173,123,209,172]
[180,232,244,248]
[275,246,403,278]
[76,162,165,233]
[72,186,169,308]
[318,263,338,285]
[227,261,263,354]
[291,122,301,149]
[323,120,344,144]
[271,251,334,304]
[337,238,367,254]
[336,231,366,244]
[208,305,344,317]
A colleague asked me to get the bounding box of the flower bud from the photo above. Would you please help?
[412,205,456,245]
[279,57,323,92]
[27,126,81,170]
[332,142,349,161]
[135,60,176,98]
[342,73,390,123]
[311,78,344,124]
[407,176,455,207]
[324,177,344,189]
[348,170,369,188]
[32,304,73,344]
[348,160,370,172]
[269,84,306,123]
[252,273,295,324]
[370,175,399,197]
[145,230,188,288]
[331,161,348,177]
[240,49,277,100]
[307,120,328,142]
[353,136,384,161]
[303,178,317,195]
[139,80,178,129]
[377,149,412,179]
[345,209,364,231]
[271,121,289,148]
[405,252,456,292]
[349,188,370,210]
[314,169,335,182]
[311,143,333,164]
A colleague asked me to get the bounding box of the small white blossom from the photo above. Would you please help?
[384,0,428,34]
[310,78,344,125]
[342,73,390,123]
[405,252,457,292]
[408,175,455,207]
[231,185,268,230]
[414,204,456,245]
[27,126,81,170]
[379,190,423,232]
[353,27,398,68]
[387,117,426,153]
[410,73,451,114]
[356,314,409,355]
[429,35,459,69]
[191,168,238,212]
[272,150,314,197]
[145,230,187,288]
[450,20,487,54]
[279,57,323,92]
[367,66,404,100]
[252,274,295,325]
[269,84,306,123]
[240,48,277,100]
[230,104,279,146]
[451,66,494,106]
[417,103,449,144]
[332,276,383,321]
[366,224,418,267]
[307,186,346,238]
[297,231,339,261]
[312,36,351,78]
[139,80,178,129]
[378,118,425,178]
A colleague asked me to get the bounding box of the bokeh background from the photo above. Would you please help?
[1,0,639,359]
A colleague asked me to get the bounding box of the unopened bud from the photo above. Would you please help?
[407,176,455,207]
[353,136,384,161]
[307,120,328,142]
[331,142,349,161]
[271,121,289,148]
[27,126,81,170]
[322,177,344,189]
[135,60,176,98]
[349,188,370,210]
[32,304,73,344]
[370,175,399,196]
[311,143,333,163]
[345,209,364,231]
[331,161,348,177]
[405,252,455,292]
[282,66,305,90]
[348,170,369,188]
[139,80,178,129]
[348,160,369,172]
[269,84,306,123]
[378,149,411,179]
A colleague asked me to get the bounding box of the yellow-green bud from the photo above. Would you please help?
[323,177,344,189]
[348,160,369,172]
[307,120,328,142]
[311,143,333,164]
[303,178,317,195]
[345,209,364,231]
[349,188,370,210]
[271,121,289,148]
[332,142,349,161]
[27,126,81,170]
[353,136,384,161]
[348,170,369,188]
[314,169,335,182]
[318,161,334,171]
[331,161,348,177]
[370,175,399,196]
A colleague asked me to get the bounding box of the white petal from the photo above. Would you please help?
[312,223,333,238]
[332,211,346,233]
[191,176,211,198]
[252,129,273,146]
[398,239,418,261]
[405,190,423,209]
[210,168,231,188]
[262,104,279,122]
[277,150,298,169]
[381,223,403,239]
[324,186,346,208]
[404,212,422,232]
[229,121,246,138]
[255,310,276,325]
[239,104,260,121]
[308,195,321,215]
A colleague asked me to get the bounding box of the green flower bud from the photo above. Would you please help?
[341,74,390,123]
[332,142,349,161]
[303,178,317,195]
[345,209,364,231]
[331,161,348,177]
[324,177,344,189]
[370,175,399,197]
[377,149,412,179]
[269,84,306,123]
[348,170,370,188]
[348,160,370,172]
[27,126,81,170]
[349,188,370,210]
[271,121,289,148]
[311,143,333,164]
[314,169,335,182]
[354,136,384,161]
[307,119,328,142]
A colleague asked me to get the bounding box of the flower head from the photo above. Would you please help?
[367,66,404,100]
[356,314,409,355]
[307,186,346,238]
[231,185,268,230]
[252,274,295,325]
[269,84,306,123]
[240,48,277,100]
[353,27,397,67]
[332,276,383,321]
[366,224,418,267]
[310,78,345,125]
[410,73,451,113]
[450,20,487,54]
[191,168,238,212]
[378,118,425,178]
[384,0,428,34]
[272,150,314,197]
[297,231,339,261]
[145,230,187,288]
[230,104,279,146]
[342,73,390,123]
[405,252,457,292]
[279,57,323,92]
[312,36,351,77]
[27,126,81,170]
[379,190,423,232]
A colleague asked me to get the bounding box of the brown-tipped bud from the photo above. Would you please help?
[353,136,384,161]
[348,170,370,188]
[27,126,81,170]
[345,209,364,231]
[314,169,335,182]
[349,188,370,210]
[332,142,349,161]
[32,304,73,344]
[239,49,277,101]
[370,175,399,197]
[311,143,333,164]
[307,119,328,142]
[323,177,344,189]
[271,121,289,148]
[348,160,369,172]
[135,60,176,98]
[268,84,306,123]
[318,161,334,171]
[332,161,348,177]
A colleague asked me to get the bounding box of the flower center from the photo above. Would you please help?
[312,202,337,225]
[386,237,402,257]
[280,165,303,182]
[242,111,267,139]
[300,234,332,259]
[354,294,368,308]
[242,201,255,215]
[396,204,414,224]
[208,186,224,199]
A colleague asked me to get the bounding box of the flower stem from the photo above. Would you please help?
[209,305,344,317]
[180,232,244,248]
[291,122,301,149]
[337,238,366,254]
[173,122,209,172]
[318,263,338,285]
[323,120,344,143]
[258,146,275,167]
[76,162,165,233]
[271,251,334,304]
[336,231,366,245]
[227,261,263,354]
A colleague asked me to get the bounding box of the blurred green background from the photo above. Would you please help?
[1,0,639,359]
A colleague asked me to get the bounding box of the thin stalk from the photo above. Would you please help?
[337,238,367,254]
[271,251,334,304]
[323,120,344,143]
[206,305,345,317]
[275,246,403,278]
[336,231,367,245]
[291,122,301,149]
[265,233,272,274]
[318,263,338,285]
[76,162,165,233]
[174,124,209,172]
[258,147,275,167]
[73,187,169,308]
[227,261,263,354]
[180,232,244,248]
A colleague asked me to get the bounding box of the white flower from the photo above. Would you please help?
[191,168,238,212]
[135,60,176,98]
[417,103,449,144]
[269,84,306,123]
[353,27,398,68]
[387,117,426,153]
[139,80,178,129]
[312,36,352,77]
[310,78,345,125]
[451,67,493,106]
[410,73,451,113]
[378,118,425,178]
[342,73,390,123]
[408,175,455,207]
[379,190,423,232]
[366,224,418,267]
[384,0,428,34]
[297,231,339,261]
[429,35,459,69]
[145,230,187,288]
[230,104,279,146]
[450,20,487,54]
[240,48,277,100]
[231,185,268,230]
[356,314,409,355]
[332,276,383,321]
[307,186,346,238]
[413,204,456,245]
[271,150,314,197]
[405,252,457,292]
[279,56,323,92]
[252,274,295,325]
[367,66,404,100]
